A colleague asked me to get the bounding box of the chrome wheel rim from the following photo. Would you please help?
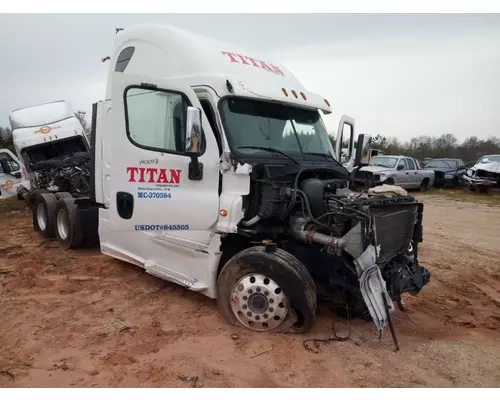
[37,203,47,231]
[57,209,69,240]
[230,273,289,332]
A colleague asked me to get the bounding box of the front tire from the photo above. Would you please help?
[217,246,317,334]
[419,178,430,192]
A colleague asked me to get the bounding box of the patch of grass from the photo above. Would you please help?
[422,187,500,206]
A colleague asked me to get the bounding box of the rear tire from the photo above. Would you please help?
[55,192,73,200]
[33,193,57,238]
[26,188,49,210]
[55,197,84,249]
[217,246,317,334]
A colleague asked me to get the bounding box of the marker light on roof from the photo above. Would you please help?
[282,88,288,96]
[324,99,331,107]
[291,90,298,98]
[300,92,307,100]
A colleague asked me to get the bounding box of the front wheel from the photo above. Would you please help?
[419,178,430,192]
[217,246,316,333]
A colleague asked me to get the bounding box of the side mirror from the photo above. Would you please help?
[397,164,404,171]
[185,106,203,181]
[354,134,372,166]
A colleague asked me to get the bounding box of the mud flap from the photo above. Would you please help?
[353,245,394,336]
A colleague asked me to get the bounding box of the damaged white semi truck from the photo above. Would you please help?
[8,100,90,205]
[26,24,430,340]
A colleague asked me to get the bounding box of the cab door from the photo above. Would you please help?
[334,115,355,172]
[405,157,419,188]
[395,158,410,187]
[107,72,220,232]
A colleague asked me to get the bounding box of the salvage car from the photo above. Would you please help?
[354,155,435,191]
[423,158,466,188]
[463,154,500,193]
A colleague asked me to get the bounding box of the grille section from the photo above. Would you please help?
[369,203,419,263]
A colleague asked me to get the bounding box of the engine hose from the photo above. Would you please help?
[240,214,261,227]
[295,229,346,252]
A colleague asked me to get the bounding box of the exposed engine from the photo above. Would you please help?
[240,165,431,334]
[30,152,91,196]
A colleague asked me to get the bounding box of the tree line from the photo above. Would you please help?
[2,117,500,166]
[368,133,500,164]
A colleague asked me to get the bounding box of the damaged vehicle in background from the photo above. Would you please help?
[463,154,500,193]
[8,100,90,207]
[423,158,466,188]
[353,155,435,191]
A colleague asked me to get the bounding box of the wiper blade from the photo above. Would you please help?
[238,146,300,165]
[303,152,343,167]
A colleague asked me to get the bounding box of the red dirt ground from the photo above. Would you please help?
[1,193,500,387]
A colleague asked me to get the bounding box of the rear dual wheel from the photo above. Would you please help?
[33,193,57,238]
[54,197,84,249]
[217,246,317,333]
[33,193,84,249]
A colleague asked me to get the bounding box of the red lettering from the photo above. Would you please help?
[270,64,284,76]
[221,51,239,63]
[127,166,182,184]
[260,61,273,72]
[157,168,168,184]
[145,168,156,183]
[170,169,181,184]
[235,54,250,65]
[244,56,260,67]
[138,167,146,183]
[127,167,139,182]
[221,51,285,77]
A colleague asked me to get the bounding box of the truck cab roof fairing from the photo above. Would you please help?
[105,24,332,114]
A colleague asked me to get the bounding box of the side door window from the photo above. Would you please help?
[125,87,206,155]
[397,158,408,170]
[0,153,20,175]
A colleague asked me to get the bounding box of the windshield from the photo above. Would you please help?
[369,156,398,168]
[426,160,458,169]
[477,155,500,164]
[220,98,337,162]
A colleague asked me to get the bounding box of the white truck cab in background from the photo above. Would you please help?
[9,100,89,197]
[0,148,24,199]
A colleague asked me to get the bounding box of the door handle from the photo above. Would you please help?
[406,172,409,174]
[414,172,417,174]
[116,191,134,219]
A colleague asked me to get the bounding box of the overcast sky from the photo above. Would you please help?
[1,13,499,141]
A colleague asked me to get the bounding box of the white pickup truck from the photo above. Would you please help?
[354,155,435,191]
